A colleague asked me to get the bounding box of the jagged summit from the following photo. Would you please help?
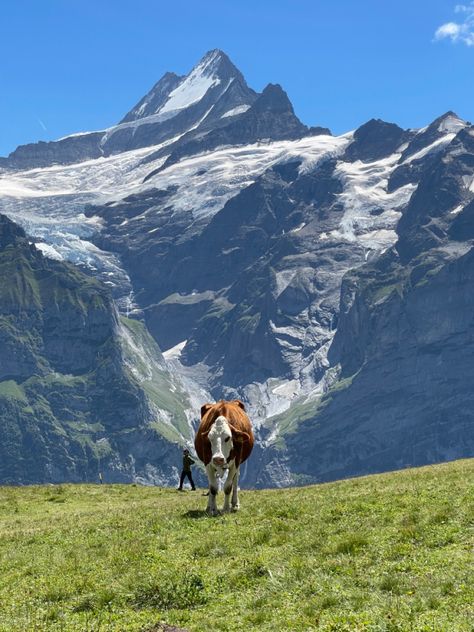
[120,49,248,125]
[400,110,467,162]
[432,110,465,128]
[252,84,295,114]
[197,48,244,80]
[1,49,334,172]
[344,118,411,162]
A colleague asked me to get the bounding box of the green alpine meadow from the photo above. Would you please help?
[0,459,472,632]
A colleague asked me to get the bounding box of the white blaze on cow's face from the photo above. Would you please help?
[208,416,233,467]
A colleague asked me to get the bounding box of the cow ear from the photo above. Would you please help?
[233,431,250,444]
[233,399,246,411]
[228,425,250,444]
[201,403,212,418]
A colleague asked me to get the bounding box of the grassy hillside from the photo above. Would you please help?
[0,460,472,631]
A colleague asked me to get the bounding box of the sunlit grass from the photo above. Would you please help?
[0,459,472,631]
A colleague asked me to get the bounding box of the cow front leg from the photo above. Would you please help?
[205,464,219,516]
[231,467,240,511]
[223,463,237,513]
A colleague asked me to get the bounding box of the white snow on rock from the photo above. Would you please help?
[450,204,464,216]
[403,133,457,164]
[462,174,474,193]
[0,133,347,310]
[99,111,180,146]
[56,130,102,142]
[143,133,348,221]
[334,153,416,250]
[163,340,187,360]
[35,242,64,260]
[221,104,251,118]
[159,51,222,115]
[437,113,466,134]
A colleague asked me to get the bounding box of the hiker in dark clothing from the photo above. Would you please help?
[178,448,196,490]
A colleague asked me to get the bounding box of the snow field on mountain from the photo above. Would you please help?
[0,134,348,270]
[158,62,220,114]
[143,133,349,221]
[334,153,416,251]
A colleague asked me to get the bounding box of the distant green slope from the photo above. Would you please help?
[0,214,188,484]
[0,459,472,631]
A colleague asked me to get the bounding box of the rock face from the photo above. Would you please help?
[0,49,473,487]
[0,214,187,484]
[279,124,474,484]
[344,119,413,163]
[148,83,317,175]
[0,132,105,171]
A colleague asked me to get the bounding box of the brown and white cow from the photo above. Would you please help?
[195,400,254,515]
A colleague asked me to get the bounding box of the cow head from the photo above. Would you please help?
[207,416,232,468]
[205,414,250,469]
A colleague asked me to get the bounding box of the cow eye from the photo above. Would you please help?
[224,436,231,443]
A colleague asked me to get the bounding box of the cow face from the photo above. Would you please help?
[207,416,233,468]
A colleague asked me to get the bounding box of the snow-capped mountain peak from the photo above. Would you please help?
[120,49,246,125]
[120,72,184,123]
[0,50,260,170]
[436,111,466,134]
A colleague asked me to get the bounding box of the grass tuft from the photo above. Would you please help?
[334,534,368,554]
[132,573,207,610]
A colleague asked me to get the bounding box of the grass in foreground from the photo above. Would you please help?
[0,459,472,631]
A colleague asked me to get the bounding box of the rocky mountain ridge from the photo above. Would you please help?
[0,50,472,486]
[0,50,323,172]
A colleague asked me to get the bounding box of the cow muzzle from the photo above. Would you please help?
[212,456,225,467]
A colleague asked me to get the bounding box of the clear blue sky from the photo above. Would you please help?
[1,0,473,156]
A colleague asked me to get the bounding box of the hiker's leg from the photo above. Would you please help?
[187,471,196,490]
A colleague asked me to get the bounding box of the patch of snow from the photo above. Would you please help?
[272,379,299,398]
[135,100,149,117]
[221,104,251,118]
[56,130,102,141]
[290,222,306,233]
[158,54,221,115]
[461,175,474,192]
[334,153,416,249]
[163,340,187,360]
[403,133,456,164]
[450,204,464,216]
[358,228,399,246]
[438,114,466,134]
[35,242,64,260]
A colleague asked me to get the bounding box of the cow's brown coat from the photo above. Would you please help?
[194,399,254,467]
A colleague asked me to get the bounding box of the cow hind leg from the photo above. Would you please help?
[231,467,240,510]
